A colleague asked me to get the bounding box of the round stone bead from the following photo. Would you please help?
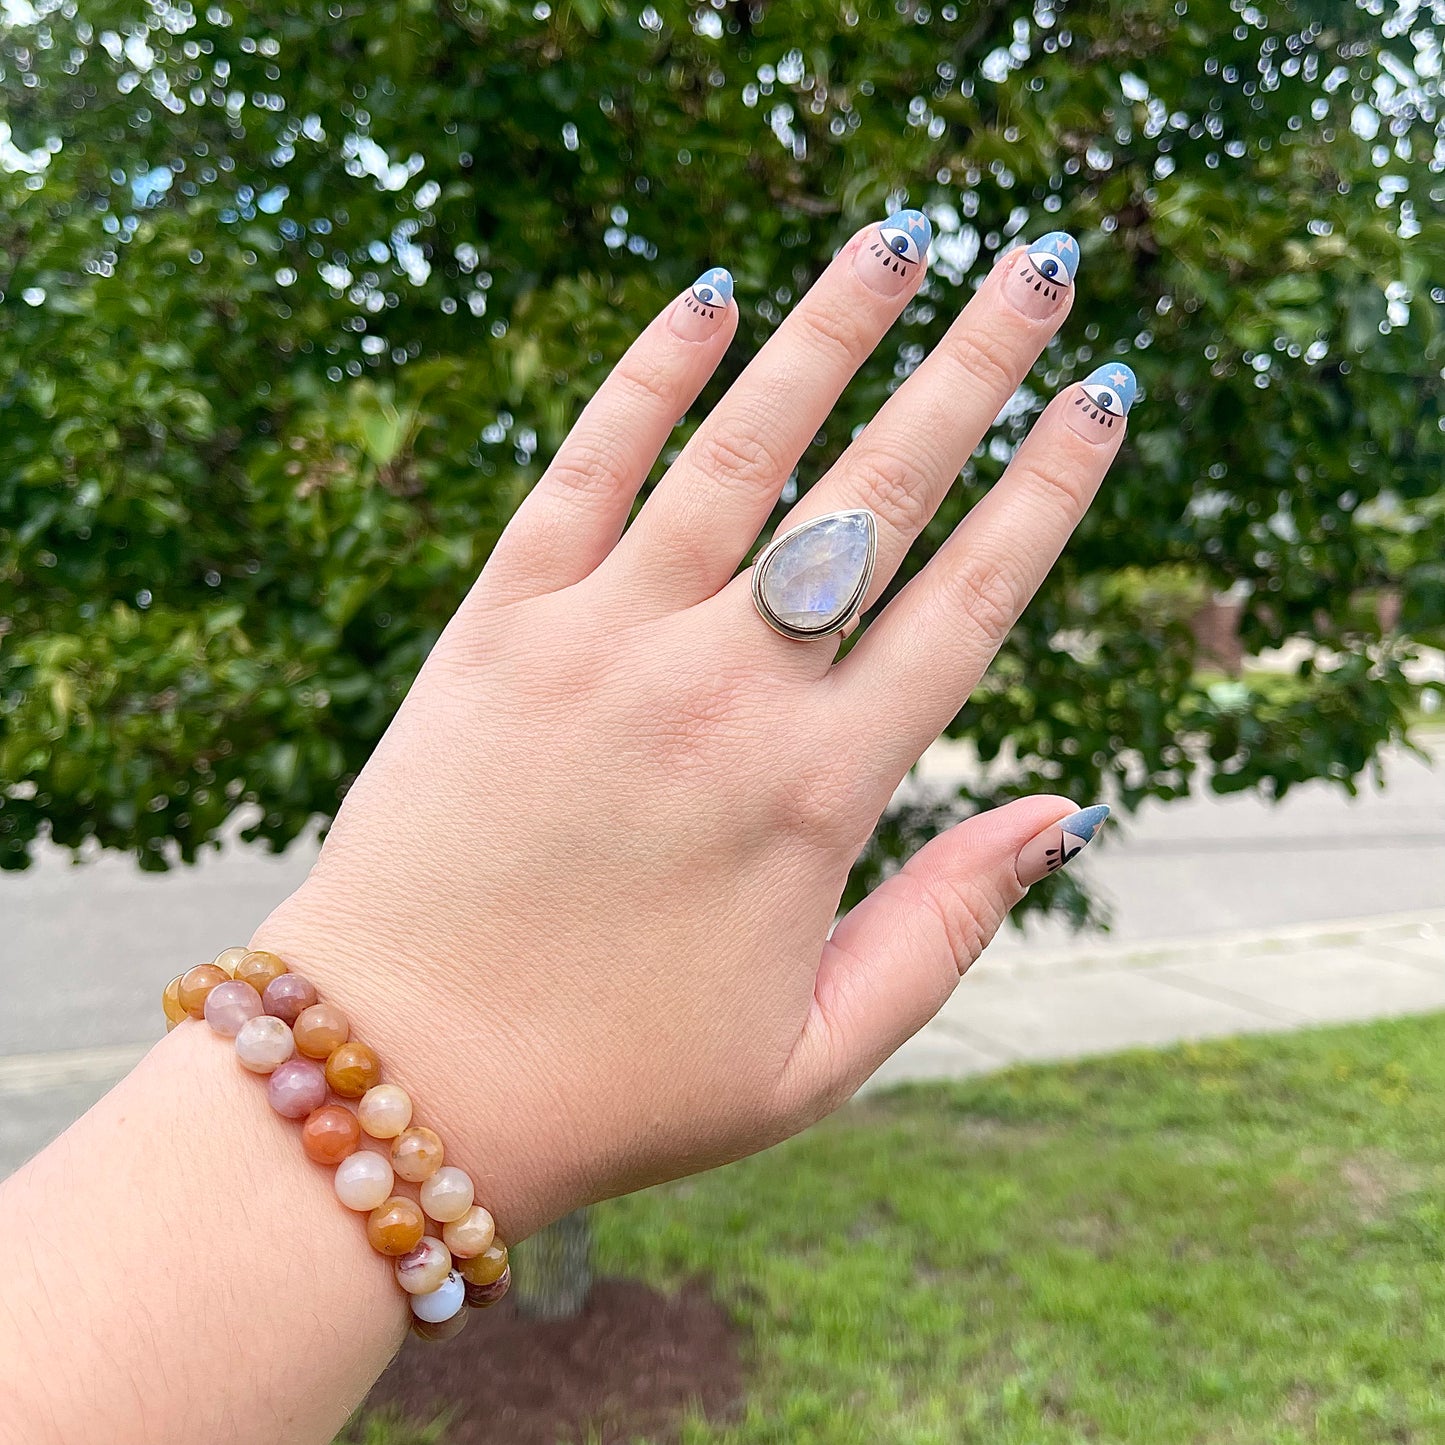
[411,1308,469,1343]
[178,964,230,1019]
[333,1152,395,1212]
[456,1241,508,1287]
[301,1104,362,1165]
[391,1126,445,1184]
[441,1205,495,1260]
[325,1041,382,1099]
[409,1269,465,1324]
[233,950,288,995]
[293,1002,349,1060]
[464,1265,511,1309]
[234,1015,295,1074]
[260,972,317,1026]
[203,980,264,1038]
[161,976,187,1031]
[394,1236,452,1295]
[266,1058,328,1120]
[212,945,251,977]
[419,1166,474,1224]
[367,1196,426,1257]
[357,1084,412,1140]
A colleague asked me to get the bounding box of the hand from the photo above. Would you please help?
[254,217,1132,1239]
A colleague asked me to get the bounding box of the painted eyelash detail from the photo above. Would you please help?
[1015,230,1080,300]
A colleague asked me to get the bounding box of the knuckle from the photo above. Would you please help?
[923,869,1012,977]
[542,429,630,504]
[693,424,788,492]
[938,546,1025,642]
[611,349,682,414]
[941,326,1023,403]
[793,300,873,369]
[845,448,934,538]
[1009,450,1094,514]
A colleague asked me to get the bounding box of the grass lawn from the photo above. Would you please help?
[354,1013,1445,1443]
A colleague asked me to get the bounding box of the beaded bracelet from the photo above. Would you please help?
[162,947,510,1342]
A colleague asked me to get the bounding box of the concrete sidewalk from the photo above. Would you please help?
[867,909,1445,1088]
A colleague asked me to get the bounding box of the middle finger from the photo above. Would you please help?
[766,232,1083,617]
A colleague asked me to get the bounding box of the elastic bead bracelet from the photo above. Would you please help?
[162,948,511,1342]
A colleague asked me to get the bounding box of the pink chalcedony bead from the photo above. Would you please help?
[234,1015,295,1074]
[333,1151,396,1212]
[203,980,264,1038]
[395,1236,453,1295]
[260,972,318,1026]
[267,1057,328,1120]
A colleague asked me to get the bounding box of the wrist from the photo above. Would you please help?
[250,884,576,1241]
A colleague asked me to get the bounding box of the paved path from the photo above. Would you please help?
[2,736,1441,1177]
[867,908,1445,1089]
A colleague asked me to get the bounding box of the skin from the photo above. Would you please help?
[0,221,1129,1445]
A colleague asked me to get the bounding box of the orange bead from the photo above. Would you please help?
[161,976,187,1029]
[325,1041,382,1099]
[233,950,288,994]
[300,1105,362,1165]
[391,1126,445,1183]
[456,1241,508,1287]
[367,1196,426,1257]
[178,964,229,1019]
[293,1002,349,1060]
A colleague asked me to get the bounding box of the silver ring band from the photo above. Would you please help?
[751,508,879,642]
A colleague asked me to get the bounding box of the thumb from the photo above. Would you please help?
[783,797,1110,1113]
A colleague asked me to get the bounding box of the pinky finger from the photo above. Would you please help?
[780,797,1111,1111]
[478,268,738,605]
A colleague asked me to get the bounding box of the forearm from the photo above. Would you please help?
[0,1023,407,1445]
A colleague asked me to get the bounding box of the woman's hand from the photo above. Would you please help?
[254,215,1132,1239]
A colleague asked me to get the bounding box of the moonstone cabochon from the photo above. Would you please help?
[753,509,877,639]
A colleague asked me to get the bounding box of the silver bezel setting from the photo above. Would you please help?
[750,508,879,642]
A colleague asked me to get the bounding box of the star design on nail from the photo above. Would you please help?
[1051,235,1076,255]
[1109,368,1130,386]
[906,214,928,233]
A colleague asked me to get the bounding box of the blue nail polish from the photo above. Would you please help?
[1061,803,1110,842]
[1021,231,1080,289]
[687,267,734,317]
[872,208,933,274]
[1075,363,1138,428]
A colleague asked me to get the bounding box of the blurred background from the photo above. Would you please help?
[2,0,1444,1439]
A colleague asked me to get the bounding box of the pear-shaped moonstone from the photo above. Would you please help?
[758,511,873,633]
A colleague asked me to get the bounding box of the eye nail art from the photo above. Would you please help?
[1016,804,1110,888]
[670,266,734,339]
[856,208,932,296]
[1070,362,1139,433]
[1003,230,1079,318]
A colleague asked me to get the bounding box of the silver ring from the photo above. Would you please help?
[751,508,879,642]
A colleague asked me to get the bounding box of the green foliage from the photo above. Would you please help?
[2,0,1442,881]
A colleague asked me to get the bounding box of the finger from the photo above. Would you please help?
[781,798,1111,1109]
[479,269,738,605]
[770,233,1082,618]
[836,362,1138,770]
[613,210,933,606]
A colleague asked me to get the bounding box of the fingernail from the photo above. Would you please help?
[669,266,734,340]
[855,208,932,297]
[1066,362,1138,439]
[1016,804,1110,887]
[1003,231,1080,319]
